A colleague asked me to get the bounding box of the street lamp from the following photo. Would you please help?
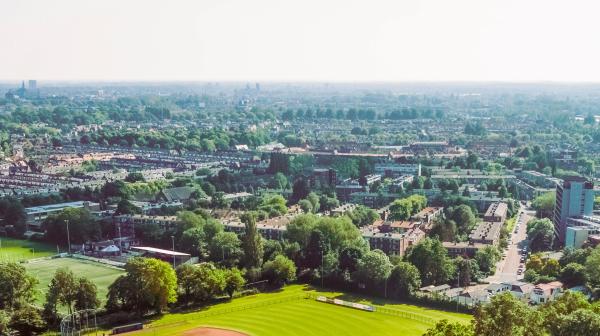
[171,235,175,268]
[65,220,71,255]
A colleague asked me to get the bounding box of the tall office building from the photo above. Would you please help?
[28,80,37,91]
[553,176,595,245]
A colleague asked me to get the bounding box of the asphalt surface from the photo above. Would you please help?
[485,207,534,283]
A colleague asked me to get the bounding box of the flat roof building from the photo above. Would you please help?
[553,176,595,245]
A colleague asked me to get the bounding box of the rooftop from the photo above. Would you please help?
[25,201,97,214]
[131,246,190,256]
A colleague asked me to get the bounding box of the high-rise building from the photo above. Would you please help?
[552,176,595,245]
[28,80,37,91]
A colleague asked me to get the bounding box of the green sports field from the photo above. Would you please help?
[0,237,57,262]
[24,257,124,307]
[112,285,471,336]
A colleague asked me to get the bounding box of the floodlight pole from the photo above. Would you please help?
[66,220,71,255]
[384,277,387,298]
[321,249,324,288]
[171,235,175,268]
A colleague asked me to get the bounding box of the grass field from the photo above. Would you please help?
[24,257,124,307]
[0,237,57,262]
[107,285,471,336]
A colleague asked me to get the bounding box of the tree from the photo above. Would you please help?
[179,227,207,257]
[447,205,477,235]
[125,172,145,183]
[0,198,26,236]
[45,268,78,315]
[585,246,600,288]
[9,306,45,336]
[406,237,454,286]
[306,192,320,213]
[43,207,100,246]
[473,292,544,336]
[539,291,592,336]
[532,192,556,219]
[339,246,364,273]
[224,268,245,298]
[45,269,98,317]
[106,257,177,314]
[541,259,561,277]
[209,232,243,267]
[291,178,310,202]
[424,320,474,336]
[498,185,508,198]
[352,249,392,287]
[475,245,501,275]
[453,257,478,286]
[263,239,283,261]
[74,277,100,311]
[298,199,313,213]
[114,199,142,215]
[346,205,379,227]
[176,263,225,304]
[0,310,10,336]
[241,212,264,268]
[305,230,328,269]
[0,262,38,310]
[560,263,587,287]
[262,255,296,287]
[527,218,554,252]
[388,262,421,299]
[258,195,288,217]
[555,309,600,336]
[389,199,413,220]
[271,172,288,190]
[560,247,591,267]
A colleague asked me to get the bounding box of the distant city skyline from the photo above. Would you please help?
[3,0,600,82]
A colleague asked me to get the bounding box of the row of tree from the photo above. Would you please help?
[425,291,600,336]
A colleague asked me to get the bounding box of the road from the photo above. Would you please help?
[485,206,534,283]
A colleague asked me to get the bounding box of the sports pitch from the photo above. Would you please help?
[0,237,57,262]
[24,257,124,306]
[112,285,471,336]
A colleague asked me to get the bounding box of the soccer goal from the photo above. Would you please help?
[60,309,98,336]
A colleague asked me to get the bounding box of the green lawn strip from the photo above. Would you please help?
[111,284,470,336]
[0,237,57,262]
[24,257,124,309]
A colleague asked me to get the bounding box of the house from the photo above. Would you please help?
[24,201,101,232]
[456,290,489,306]
[531,281,563,304]
[411,207,444,225]
[443,242,487,258]
[504,281,534,299]
[485,283,511,295]
[157,186,196,203]
[483,202,508,223]
[419,284,451,295]
[468,221,503,245]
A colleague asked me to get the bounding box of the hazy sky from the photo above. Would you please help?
[2,0,600,82]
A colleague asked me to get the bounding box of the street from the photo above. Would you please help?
[485,205,534,283]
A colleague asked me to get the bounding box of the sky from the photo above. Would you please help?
[2,0,600,82]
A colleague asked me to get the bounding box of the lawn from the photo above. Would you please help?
[108,285,471,336]
[24,257,124,308]
[0,237,57,262]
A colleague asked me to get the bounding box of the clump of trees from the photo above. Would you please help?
[43,268,99,325]
[0,262,46,335]
[389,194,427,220]
[425,291,600,336]
[526,218,554,252]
